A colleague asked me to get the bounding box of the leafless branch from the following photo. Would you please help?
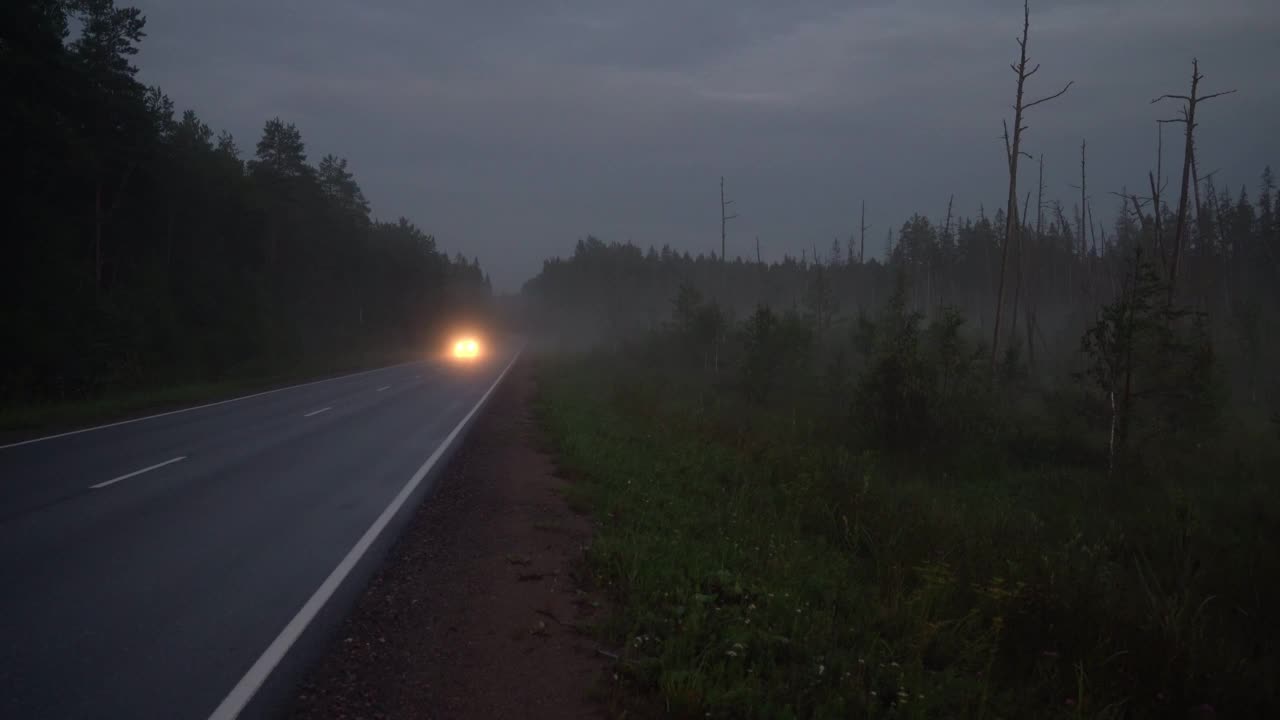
[1025,81,1074,109]
[1197,168,1221,184]
[1199,89,1238,102]
[1109,190,1146,207]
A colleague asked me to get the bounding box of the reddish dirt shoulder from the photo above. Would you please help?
[290,360,606,720]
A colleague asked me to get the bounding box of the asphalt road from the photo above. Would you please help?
[0,346,520,719]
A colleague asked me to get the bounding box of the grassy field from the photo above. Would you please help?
[536,347,1279,719]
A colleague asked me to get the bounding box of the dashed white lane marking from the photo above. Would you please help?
[90,456,187,490]
[376,386,391,392]
[0,361,427,450]
[206,347,522,720]
[302,407,331,418]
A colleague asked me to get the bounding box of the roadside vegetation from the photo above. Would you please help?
[537,274,1278,717]
[530,6,1277,712]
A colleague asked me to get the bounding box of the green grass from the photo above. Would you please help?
[0,347,420,439]
[536,355,1279,719]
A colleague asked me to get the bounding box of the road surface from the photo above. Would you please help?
[0,346,520,719]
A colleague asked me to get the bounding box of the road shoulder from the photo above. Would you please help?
[289,359,607,719]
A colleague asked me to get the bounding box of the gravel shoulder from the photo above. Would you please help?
[289,359,607,719]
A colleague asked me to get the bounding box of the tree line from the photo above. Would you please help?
[3,0,490,406]
[523,3,1277,420]
[525,169,1273,373]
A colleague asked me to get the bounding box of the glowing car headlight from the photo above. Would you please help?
[451,337,481,360]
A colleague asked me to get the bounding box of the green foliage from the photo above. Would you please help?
[801,266,837,333]
[1079,251,1221,471]
[852,284,990,459]
[668,284,728,374]
[738,306,812,405]
[535,273,1279,717]
[2,0,491,408]
[540,335,1280,718]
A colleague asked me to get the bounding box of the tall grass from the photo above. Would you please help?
[536,304,1279,717]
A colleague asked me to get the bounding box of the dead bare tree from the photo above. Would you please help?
[1191,146,1206,264]
[1022,191,1033,241]
[1149,124,1167,264]
[1077,141,1089,260]
[1021,156,1046,346]
[1053,201,1072,299]
[941,194,954,305]
[1152,58,1236,299]
[859,200,869,264]
[1205,174,1232,307]
[1010,189,1032,350]
[992,0,1073,368]
[720,176,737,262]
[1035,155,1046,242]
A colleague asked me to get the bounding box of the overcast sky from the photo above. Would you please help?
[131,0,1279,290]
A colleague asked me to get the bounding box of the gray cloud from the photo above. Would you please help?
[132,0,1280,289]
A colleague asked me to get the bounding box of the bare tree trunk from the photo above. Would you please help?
[1127,192,1150,237]
[1117,247,1142,461]
[1032,155,1044,309]
[859,200,868,264]
[1088,202,1100,255]
[1079,140,1089,260]
[941,194,953,305]
[1054,202,1072,300]
[1153,58,1235,302]
[720,176,737,262]
[1206,176,1232,308]
[1010,190,1031,348]
[1191,145,1205,257]
[1149,123,1167,266]
[1025,310,1036,369]
[992,0,1073,368]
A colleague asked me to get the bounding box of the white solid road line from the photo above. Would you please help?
[302,407,332,418]
[376,385,391,392]
[206,348,522,720]
[89,456,188,490]
[0,361,428,451]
